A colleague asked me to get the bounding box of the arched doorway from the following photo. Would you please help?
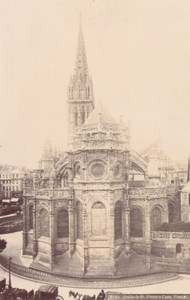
[176,243,182,254]
[151,207,162,230]
[176,243,184,258]
[130,207,143,237]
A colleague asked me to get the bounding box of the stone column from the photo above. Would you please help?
[144,207,151,267]
[49,197,55,269]
[109,191,115,275]
[69,199,75,258]
[124,202,130,254]
[33,199,38,258]
[83,206,89,274]
[22,197,27,254]
[163,200,169,223]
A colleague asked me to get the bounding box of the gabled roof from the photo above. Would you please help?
[85,102,118,125]
[181,181,190,193]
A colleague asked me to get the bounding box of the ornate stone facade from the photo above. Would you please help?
[22,23,177,278]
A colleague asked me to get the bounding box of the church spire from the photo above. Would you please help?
[74,18,88,81]
[67,19,95,139]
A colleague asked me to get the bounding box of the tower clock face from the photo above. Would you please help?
[90,161,106,179]
[114,163,123,178]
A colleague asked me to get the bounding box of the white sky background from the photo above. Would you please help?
[0,0,190,168]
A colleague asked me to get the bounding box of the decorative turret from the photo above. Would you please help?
[68,20,94,139]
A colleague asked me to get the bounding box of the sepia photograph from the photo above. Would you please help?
[1,0,190,299]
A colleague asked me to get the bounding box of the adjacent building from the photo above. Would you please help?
[0,166,25,199]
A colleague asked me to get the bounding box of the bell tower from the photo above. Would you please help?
[68,20,94,139]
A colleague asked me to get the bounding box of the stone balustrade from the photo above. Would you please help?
[129,187,167,198]
[152,231,190,240]
[24,188,71,199]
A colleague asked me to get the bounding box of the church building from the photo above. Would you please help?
[22,22,178,278]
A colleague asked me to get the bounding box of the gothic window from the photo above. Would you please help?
[90,162,105,179]
[91,202,106,236]
[151,207,162,230]
[74,164,82,180]
[130,208,143,237]
[29,205,33,230]
[39,209,49,238]
[57,209,69,238]
[114,164,122,179]
[114,201,122,240]
[76,201,83,239]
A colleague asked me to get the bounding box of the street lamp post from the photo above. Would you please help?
[8,256,12,289]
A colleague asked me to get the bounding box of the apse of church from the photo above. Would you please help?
[22,22,172,278]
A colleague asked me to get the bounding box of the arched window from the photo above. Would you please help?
[74,164,82,180]
[29,205,33,230]
[39,209,49,237]
[91,202,106,236]
[130,208,143,237]
[114,201,122,240]
[57,210,69,238]
[151,207,162,230]
[76,201,83,239]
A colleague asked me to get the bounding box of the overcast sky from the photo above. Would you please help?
[0,0,190,168]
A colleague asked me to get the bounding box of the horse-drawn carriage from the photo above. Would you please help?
[0,281,63,300]
[34,284,63,300]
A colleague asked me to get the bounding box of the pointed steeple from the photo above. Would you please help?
[74,18,88,82]
[67,18,95,139]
